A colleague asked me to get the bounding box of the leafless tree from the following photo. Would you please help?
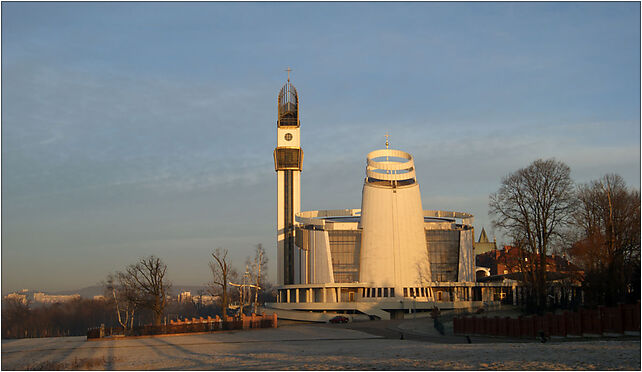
[572,174,640,305]
[416,249,432,285]
[250,244,268,313]
[2,297,31,338]
[104,273,136,330]
[489,158,577,309]
[208,248,237,317]
[119,256,171,326]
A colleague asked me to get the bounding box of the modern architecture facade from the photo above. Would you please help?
[268,78,515,321]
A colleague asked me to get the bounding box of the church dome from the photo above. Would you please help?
[278,82,299,127]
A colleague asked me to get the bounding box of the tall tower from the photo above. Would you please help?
[273,72,302,286]
[359,146,430,293]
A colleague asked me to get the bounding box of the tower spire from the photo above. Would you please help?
[275,73,302,286]
[385,133,390,149]
[285,67,292,83]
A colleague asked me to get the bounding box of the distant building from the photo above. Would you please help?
[474,245,584,306]
[473,228,497,255]
[4,293,28,304]
[205,295,217,305]
[197,295,218,306]
[93,295,107,301]
[33,292,80,304]
[476,245,583,278]
[178,291,192,303]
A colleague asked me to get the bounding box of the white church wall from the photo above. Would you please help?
[310,230,334,284]
[458,229,475,282]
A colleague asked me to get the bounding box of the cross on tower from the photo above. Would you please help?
[285,67,292,82]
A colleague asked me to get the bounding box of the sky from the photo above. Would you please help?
[2,2,640,293]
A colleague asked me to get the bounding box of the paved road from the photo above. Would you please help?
[329,315,531,344]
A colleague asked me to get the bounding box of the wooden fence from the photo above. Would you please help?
[87,313,277,340]
[453,302,639,339]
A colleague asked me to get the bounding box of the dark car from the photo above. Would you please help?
[329,316,349,324]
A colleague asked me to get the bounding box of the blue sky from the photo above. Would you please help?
[2,2,640,293]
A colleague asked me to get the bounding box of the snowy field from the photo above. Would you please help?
[2,323,640,370]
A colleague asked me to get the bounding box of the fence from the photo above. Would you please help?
[87,313,277,340]
[453,302,639,339]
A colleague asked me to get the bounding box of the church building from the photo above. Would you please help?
[268,76,515,321]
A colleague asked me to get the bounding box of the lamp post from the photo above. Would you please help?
[412,295,416,319]
[229,282,262,315]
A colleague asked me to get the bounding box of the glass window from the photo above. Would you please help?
[403,288,408,297]
[275,148,301,170]
[390,288,395,297]
[426,230,461,282]
[377,288,382,297]
[383,288,389,297]
[328,230,362,283]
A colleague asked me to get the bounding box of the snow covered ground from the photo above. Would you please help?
[2,323,640,370]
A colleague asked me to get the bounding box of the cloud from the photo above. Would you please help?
[2,2,639,292]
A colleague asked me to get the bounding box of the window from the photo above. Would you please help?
[377,288,382,297]
[383,288,389,297]
[425,230,461,282]
[403,288,408,297]
[328,230,361,283]
[274,148,302,170]
[390,288,395,297]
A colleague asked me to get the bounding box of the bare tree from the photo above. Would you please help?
[572,174,640,305]
[104,273,136,330]
[208,248,237,317]
[489,158,576,309]
[119,256,171,326]
[2,297,31,338]
[415,249,432,285]
[251,244,268,314]
[196,289,205,312]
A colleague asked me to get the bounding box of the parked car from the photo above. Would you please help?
[329,315,349,324]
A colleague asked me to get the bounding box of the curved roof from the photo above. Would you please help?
[296,209,474,227]
[278,82,298,124]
